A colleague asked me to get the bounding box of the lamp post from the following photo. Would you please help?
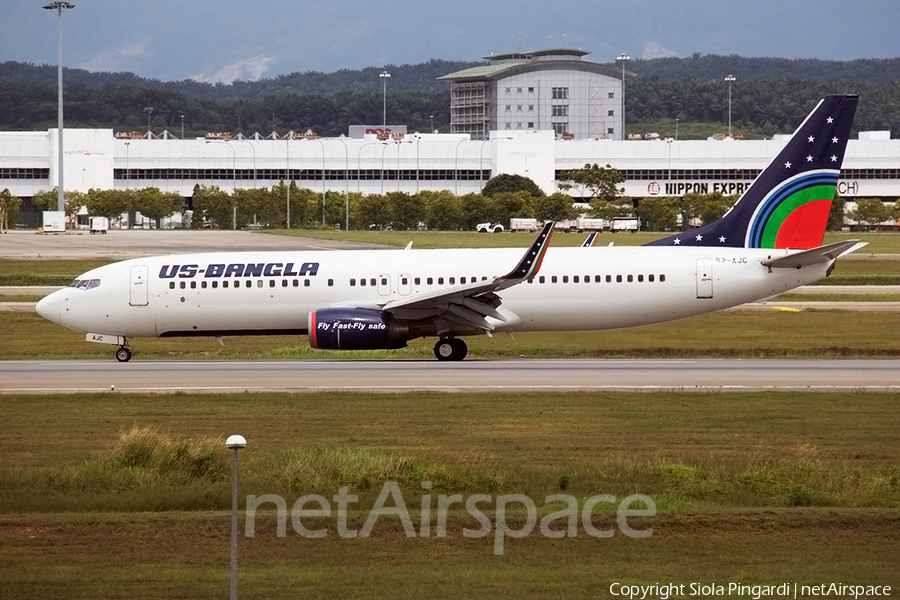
[180,114,185,139]
[429,115,434,133]
[335,136,350,230]
[225,434,247,600]
[724,75,736,137]
[144,106,153,137]
[205,140,237,229]
[675,117,679,141]
[379,71,391,127]
[453,138,467,195]
[617,53,630,141]
[43,1,74,214]
[357,141,382,194]
[285,137,291,228]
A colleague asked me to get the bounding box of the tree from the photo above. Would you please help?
[190,184,233,229]
[697,192,735,225]
[0,188,22,232]
[635,196,679,231]
[423,190,464,231]
[557,163,624,203]
[353,193,392,230]
[591,196,634,221]
[481,174,545,198]
[827,192,846,231]
[847,198,891,230]
[32,188,86,226]
[535,192,578,222]
[387,191,425,231]
[491,191,535,227]
[84,188,134,223]
[134,187,184,229]
[458,193,495,230]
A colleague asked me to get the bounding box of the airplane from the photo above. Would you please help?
[37,94,862,363]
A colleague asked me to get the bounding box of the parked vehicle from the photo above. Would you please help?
[89,216,109,234]
[509,218,538,232]
[476,222,504,233]
[611,217,639,232]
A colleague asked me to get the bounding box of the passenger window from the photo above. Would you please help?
[606,275,612,283]
[460,277,466,284]
[212,281,218,289]
[293,280,299,287]
[638,274,644,282]
[438,277,444,285]
[482,276,487,281]
[660,274,666,282]
[616,275,622,283]
[257,280,263,288]
[370,278,376,287]
[584,275,589,283]
[595,275,601,283]
[191,281,197,289]
[246,280,252,288]
[269,280,275,288]
[360,278,367,287]
[573,275,579,283]
[169,282,175,289]
[350,278,356,286]
[427,277,433,285]
[539,275,545,283]
[627,275,633,283]
[328,279,334,287]
[563,276,569,283]
[449,277,455,285]
[551,276,558,283]
[282,280,288,287]
[223,281,229,289]
[180,281,186,289]
[527,278,533,284]
[401,277,408,285]
[380,277,387,285]
[304,279,310,287]
[414,277,421,285]
[201,281,207,289]
[649,274,655,282]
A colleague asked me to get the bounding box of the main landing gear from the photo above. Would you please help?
[433,337,467,361]
[115,343,133,363]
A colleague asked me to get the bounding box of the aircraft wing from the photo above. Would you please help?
[760,240,865,268]
[379,222,556,332]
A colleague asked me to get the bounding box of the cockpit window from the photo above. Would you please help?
[70,279,100,290]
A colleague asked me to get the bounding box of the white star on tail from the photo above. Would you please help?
[832,137,839,143]
[719,236,726,243]
[808,136,815,142]
[826,117,834,123]
[807,155,813,162]
[695,234,703,241]
[831,155,838,162]
[673,238,681,245]
[784,162,792,168]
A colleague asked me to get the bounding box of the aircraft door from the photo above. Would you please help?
[129,265,149,306]
[398,273,411,296]
[696,258,713,299]
[377,273,391,297]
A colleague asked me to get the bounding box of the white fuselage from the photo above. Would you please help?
[37,245,830,341]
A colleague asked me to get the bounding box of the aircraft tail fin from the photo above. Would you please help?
[646,94,859,250]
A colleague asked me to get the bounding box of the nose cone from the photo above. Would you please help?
[36,291,62,325]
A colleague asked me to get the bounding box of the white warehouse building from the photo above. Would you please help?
[0,126,897,228]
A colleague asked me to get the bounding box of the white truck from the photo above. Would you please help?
[89,216,109,234]
[509,218,538,232]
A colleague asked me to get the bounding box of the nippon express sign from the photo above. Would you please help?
[647,181,752,196]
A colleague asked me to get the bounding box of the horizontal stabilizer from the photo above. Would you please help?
[761,240,865,268]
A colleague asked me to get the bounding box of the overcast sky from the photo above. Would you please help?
[3,0,898,83]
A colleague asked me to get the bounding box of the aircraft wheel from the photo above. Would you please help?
[434,338,467,361]
[115,347,132,363]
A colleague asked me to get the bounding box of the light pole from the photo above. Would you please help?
[357,141,382,194]
[225,434,247,600]
[144,106,153,137]
[379,71,391,127]
[675,117,679,141]
[43,1,74,214]
[429,115,434,133]
[724,75,736,137]
[285,137,291,228]
[180,114,185,139]
[453,138,467,195]
[617,53,630,141]
[335,136,350,230]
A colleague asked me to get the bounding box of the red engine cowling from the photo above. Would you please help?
[308,307,409,350]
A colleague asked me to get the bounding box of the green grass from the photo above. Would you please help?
[0,390,898,598]
[4,309,900,360]
[776,293,900,302]
[0,258,114,286]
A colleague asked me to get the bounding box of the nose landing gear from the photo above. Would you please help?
[115,344,133,363]
[433,337,467,361]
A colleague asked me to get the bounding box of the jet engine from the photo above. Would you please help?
[308,307,410,350]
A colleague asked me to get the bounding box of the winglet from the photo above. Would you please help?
[501,221,555,281]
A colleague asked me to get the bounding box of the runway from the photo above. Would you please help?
[2,359,899,393]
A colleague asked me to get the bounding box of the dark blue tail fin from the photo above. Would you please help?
[646,94,858,249]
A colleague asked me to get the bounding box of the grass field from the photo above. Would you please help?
[1,391,897,598]
[3,309,900,360]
